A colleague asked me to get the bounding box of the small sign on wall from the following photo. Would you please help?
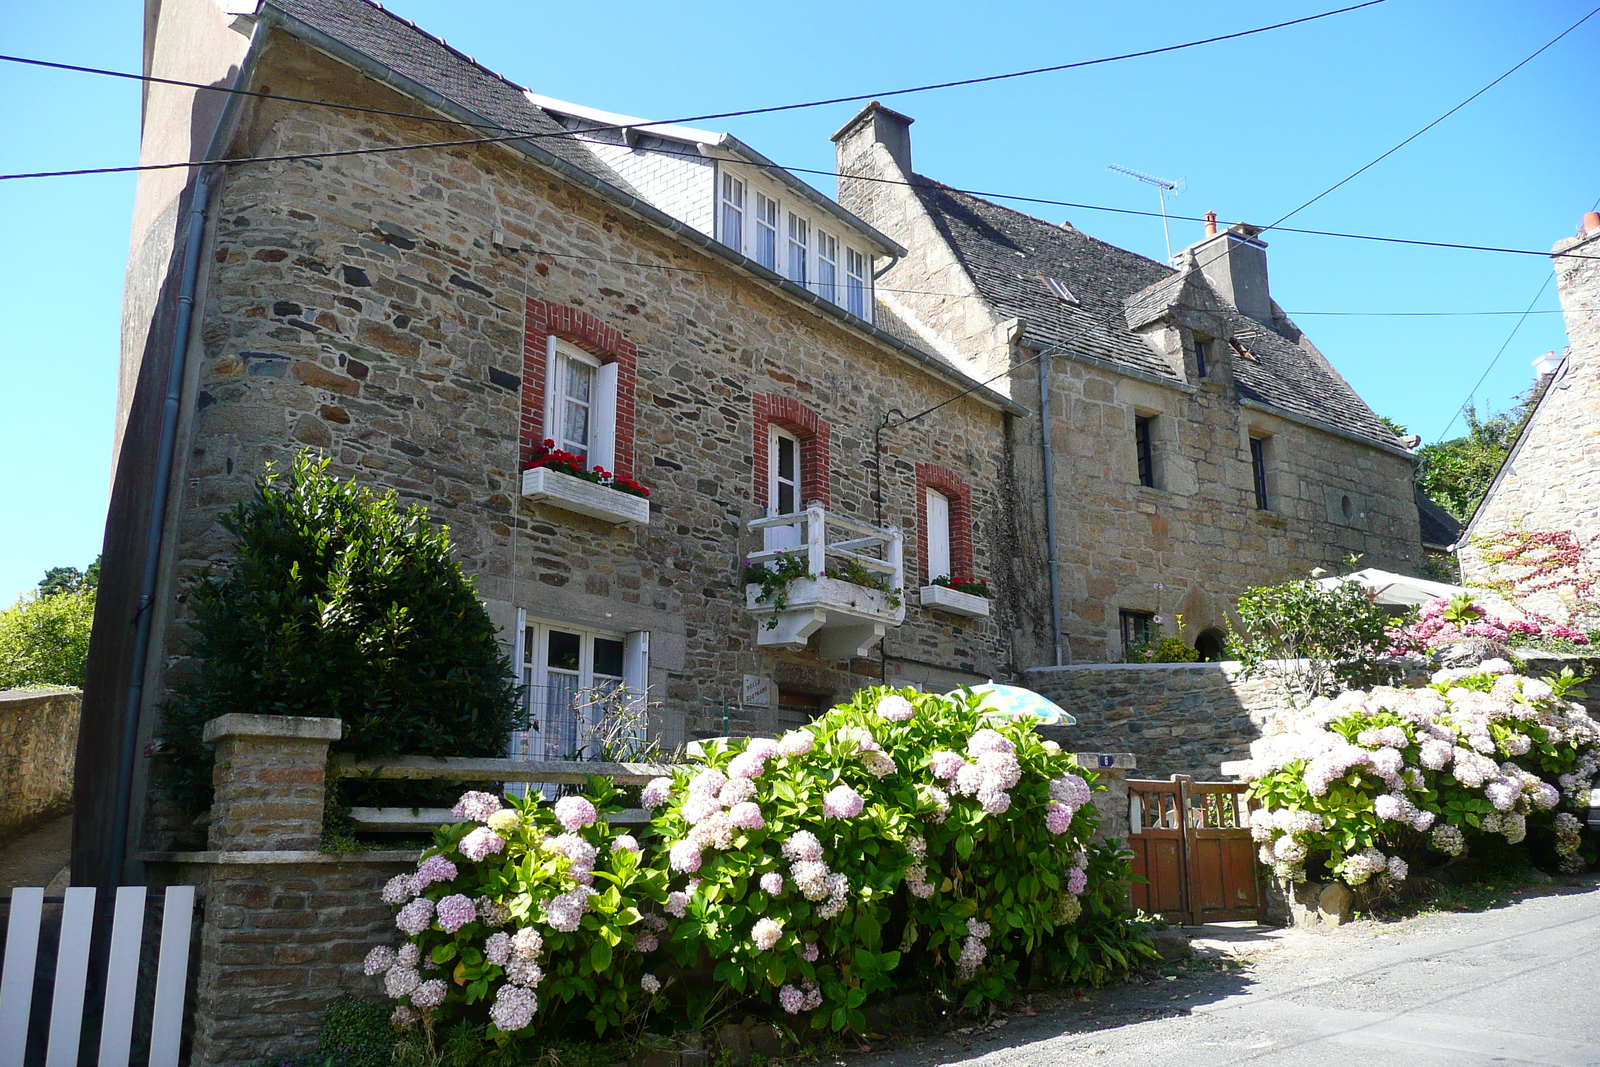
[1098,754,1116,768]
[742,674,773,706]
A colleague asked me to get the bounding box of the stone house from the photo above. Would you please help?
[80,0,1024,884]
[1460,211,1600,590]
[832,103,1425,664]
[79,0,1427,886]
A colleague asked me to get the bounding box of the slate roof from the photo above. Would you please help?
[264,0,638,193]
[1415,489,1464,549]
[908,180,1404,449]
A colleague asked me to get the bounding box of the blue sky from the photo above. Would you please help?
[0,0,1595,601]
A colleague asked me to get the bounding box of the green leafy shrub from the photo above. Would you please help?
[366,687,1149,1045]
[0,586,95,689]
[162,452,519,810]
[1227,567,1393,702]
[1242,661,1598,888]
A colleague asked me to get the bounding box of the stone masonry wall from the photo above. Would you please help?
[1462,224,1600,582]
[835,114,1423,665]
[0,688,80,839]
[142,31,1018,851]
[1025,663,1300,779]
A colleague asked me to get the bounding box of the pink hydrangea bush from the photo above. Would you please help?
[1388,594,1589,655]
[648,686,1139,1029]
[368,777,668,1039]
[1243,664,1598,887]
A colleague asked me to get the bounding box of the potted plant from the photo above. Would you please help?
[520,440,651,525]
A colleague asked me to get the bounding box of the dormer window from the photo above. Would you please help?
[721,174,745,252]
[787,214,809,286]
[846,249,868,318]
[817,231,839,303]
[716,166,875,322]
[754,192,779,272]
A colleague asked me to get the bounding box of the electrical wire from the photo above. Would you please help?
[0,0,1387,163]
[1266,4,1600,230]
[1432,275,1556,444]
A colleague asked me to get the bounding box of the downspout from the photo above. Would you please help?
[107,168,217,885]
[1036,344,1066,667]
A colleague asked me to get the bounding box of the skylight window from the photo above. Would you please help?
[1040,275,1080,305]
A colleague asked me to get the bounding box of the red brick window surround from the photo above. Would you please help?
[915,463,974,584]
[752,394,831,508]
[521,299,638,476]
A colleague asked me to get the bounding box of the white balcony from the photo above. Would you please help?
[744,507,904,658]
[521,466,650,526]
[918,584,992,619]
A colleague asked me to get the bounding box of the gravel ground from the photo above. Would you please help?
[832,877,1600,1067]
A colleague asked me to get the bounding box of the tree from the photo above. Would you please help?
[1413,384,1546,523]
[38,556,100,598]
[162,452,521,811]
[1226,562,1395,703]
[0,587,95,689]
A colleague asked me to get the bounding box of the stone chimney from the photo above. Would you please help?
[832,102,917,223]
[1552,210,1600,371]
[833,101,915,176]
[1186,220,1273,325]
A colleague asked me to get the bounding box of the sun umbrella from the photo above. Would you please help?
[955,683,1076,725]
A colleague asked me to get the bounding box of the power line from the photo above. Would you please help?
[1267,4,1600,229]
[1287,309,1563,317]
[0,1,1388,154]
[1433,274,1556,443]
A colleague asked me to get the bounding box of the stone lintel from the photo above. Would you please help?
[202,713,343,743]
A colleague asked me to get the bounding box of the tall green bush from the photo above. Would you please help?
[163,452,519,810]
[0,586,96,689]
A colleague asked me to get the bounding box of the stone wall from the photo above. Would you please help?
[835,109,1424,665]
[0,689,81,838]
[138,31,1020,855]
[1025,663,1300,780]
[1462,221,1600,581]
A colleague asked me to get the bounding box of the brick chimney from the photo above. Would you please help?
[1185,221,1273,325]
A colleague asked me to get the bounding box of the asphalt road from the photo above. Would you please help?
[845,880,1600,1067]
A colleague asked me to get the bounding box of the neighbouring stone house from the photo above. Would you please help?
[1460,211,1600,590]
[82,0,1024,883]
[832,103,1425,665]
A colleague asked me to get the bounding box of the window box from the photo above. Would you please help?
[918,583,991,619]
[521,466,650,526]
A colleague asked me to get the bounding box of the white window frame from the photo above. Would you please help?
[765,425,803,553]
[816,230,839,304]
[515,618,646,762]
[845,246,869,319]
[544,337,617,473]
[925,488,952,581]
[754,191,779,271]
[720,172,745,252]
[786,212,809,286]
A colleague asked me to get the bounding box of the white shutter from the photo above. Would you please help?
[592,360,618,473]
[623,630,650,743]
[926,489,951,581]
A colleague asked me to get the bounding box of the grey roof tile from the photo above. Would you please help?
[264,0,639,194]
[909,179,1401,449]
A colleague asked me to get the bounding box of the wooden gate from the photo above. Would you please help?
[1127,776,1262,925]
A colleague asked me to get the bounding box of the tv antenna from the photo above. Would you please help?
[1108,164,1184,262]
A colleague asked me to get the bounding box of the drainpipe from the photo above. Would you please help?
[107,169,216,886]
[1037,344,1066,666]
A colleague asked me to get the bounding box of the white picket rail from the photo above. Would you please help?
[0,885,194,1067]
